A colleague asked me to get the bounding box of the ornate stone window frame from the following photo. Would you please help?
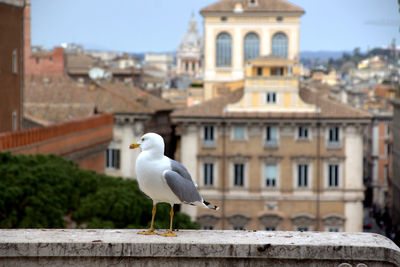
[197,154,220,188]
[323,155,345,189]
[291,213,315,231]
[227,213,251,230]
[228,154,251,189]
[291,155,314,191]
[197,214,220,230]
[323,213,345,232]
[259,213,283,231]
[259,155,283,189]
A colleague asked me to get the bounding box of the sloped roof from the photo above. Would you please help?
[201,0,304,15]
[24,76,173,123]
[172,87,371,120]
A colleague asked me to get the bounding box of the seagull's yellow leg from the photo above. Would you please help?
[159,205,177,237]
[138,204,157,235]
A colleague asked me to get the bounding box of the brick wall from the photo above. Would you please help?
[23,1,64,76]
[0,114,114,173]
[0,2,23,132]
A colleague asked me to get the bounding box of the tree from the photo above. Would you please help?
[0,152,199,229]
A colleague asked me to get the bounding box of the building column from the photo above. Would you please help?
[180,124,199,221]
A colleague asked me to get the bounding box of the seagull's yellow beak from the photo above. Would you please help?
[129,142,140,149]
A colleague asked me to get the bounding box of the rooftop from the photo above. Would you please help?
[201,0,304,15]
[24,75,173,123]
[172,87,372,120]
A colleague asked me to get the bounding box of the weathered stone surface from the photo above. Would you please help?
[0,229,399,267]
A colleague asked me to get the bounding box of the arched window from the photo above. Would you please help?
[216,32,232,67]
[271,32,288,58]
[244,32,260,61]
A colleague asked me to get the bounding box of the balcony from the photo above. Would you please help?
[0,229,399,266]
[327,140,342,149]
[202,139,217,148]
[245,76,298,87]
[264,139,279,148]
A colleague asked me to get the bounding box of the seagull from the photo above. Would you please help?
[129,132,218,237]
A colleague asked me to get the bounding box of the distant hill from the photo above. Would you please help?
[300,50,350,60]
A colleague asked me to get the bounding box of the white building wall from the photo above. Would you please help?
[106,121,144,179]
[344,125,364,232]
[180,125,199,221]
[344,126,363,189]
[344,201,363,232]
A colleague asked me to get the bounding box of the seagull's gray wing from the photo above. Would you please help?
[163,170,202,204]
[170,159,193,182]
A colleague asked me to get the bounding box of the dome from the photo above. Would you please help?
[179,15,202,48]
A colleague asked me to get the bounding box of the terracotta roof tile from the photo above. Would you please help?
[201,0,304,14]
[24,76,173,123]
[172,87,371,120]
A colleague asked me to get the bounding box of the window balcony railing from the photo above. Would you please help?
[202,139,217,148]
[1,229,399,266]
[245,76,298,87]
[264,139,279,148]
[327,140,341,148]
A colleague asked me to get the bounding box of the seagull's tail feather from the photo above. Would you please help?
[203,200,219,211]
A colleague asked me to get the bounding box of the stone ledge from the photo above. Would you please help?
[0,229,399,267]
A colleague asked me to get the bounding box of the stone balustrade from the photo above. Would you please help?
[0,229,399,266]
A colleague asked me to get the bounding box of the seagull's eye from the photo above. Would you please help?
[141,138,145,141]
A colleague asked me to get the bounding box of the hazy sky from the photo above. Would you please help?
[31,0,400,53]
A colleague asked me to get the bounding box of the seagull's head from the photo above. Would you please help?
[129,133,165,154]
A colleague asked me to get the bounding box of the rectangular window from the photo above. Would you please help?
[265,165,277,187]
[257,67,262,76]
[298,126,308,139]
[265,126,278,146]
[329,126,339,142]
[192,63,195,71]
[204,125,214,141]
[234,163,244,186]
[12,49,18,74]
[386,143,391,156]
[233,125,245,140]
[271,67,284,76]
[287,65,293,75]
[297,164,308,187]
[12,110,18,131]
[386,123,390,136]
[328,164,339,187]
[185,62,189,71]
[384,164,389,179]
[106,148,120,169]
[266,92,277,103]
[203,163,214,186]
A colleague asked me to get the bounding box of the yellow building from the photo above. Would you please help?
[172,56,371,232]
[200,0,304,100]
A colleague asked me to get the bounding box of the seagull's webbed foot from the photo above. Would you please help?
[158,230,177,237]
[138,229,157,235]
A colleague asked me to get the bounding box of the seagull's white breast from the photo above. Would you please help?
[135,152,180,204]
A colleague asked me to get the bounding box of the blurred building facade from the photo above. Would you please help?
[173,56,371,231]
[0,0,24,132]
[201,0,304,101]
[390,98,400,229]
